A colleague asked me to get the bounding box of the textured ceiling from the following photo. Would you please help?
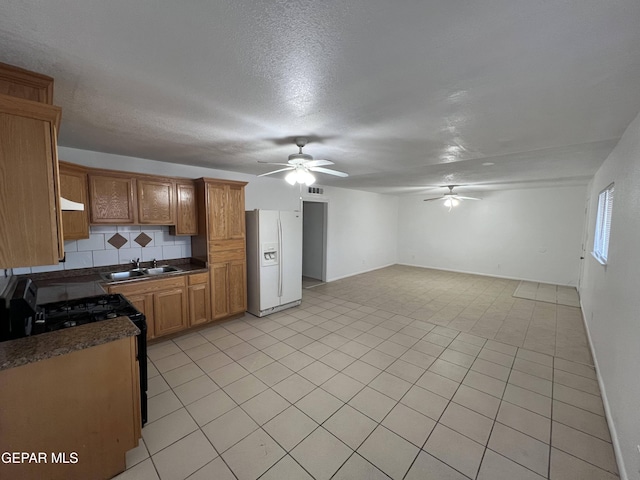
[1,0,639,195]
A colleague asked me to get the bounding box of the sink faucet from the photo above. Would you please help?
[152,258,158,268]
[131,258,140,269]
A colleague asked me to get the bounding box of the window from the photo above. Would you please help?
[592,183,614,265]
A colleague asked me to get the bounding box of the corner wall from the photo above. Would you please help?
[397,186,586,285]
[579,112,640,480]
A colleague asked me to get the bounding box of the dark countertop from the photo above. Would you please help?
[0,258,208,371]
[0,317,139,371]
[32,260,208,304]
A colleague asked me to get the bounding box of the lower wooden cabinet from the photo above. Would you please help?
[154,288,187,336]
[109,272,212,340]
[109,276,187,340]
[188,273,211,326]
[125,293,154,340]
[211,255,246,320]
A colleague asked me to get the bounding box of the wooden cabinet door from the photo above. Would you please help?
[154,288,187,337]
[0,97,62,268]
[188,283,211,326]
[126,293,155,340]
[174,182,197,235]
[207,183,227,241]
[228,258,247,314]
[89,174,136,224]
[210,263,230,320]
[227,184,245,240]
[59,162,90,240]
[137,178,174,225]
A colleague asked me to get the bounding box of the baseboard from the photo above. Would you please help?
[326,263,396,283]
[397,262,578,287]
[579,298,628,480]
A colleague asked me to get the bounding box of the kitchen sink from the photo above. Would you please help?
[101,270,146,281]
[143,266,182,275]
[100,265,183,281]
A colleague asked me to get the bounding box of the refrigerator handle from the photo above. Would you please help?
[277,218,283,298]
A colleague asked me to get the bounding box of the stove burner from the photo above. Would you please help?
[37,294,144,333]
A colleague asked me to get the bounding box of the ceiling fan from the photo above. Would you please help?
[423,185,481,210]
[257,137,348,186]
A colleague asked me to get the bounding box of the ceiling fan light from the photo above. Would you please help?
[285,171,297,185]
[304,172,316,186]
[443,198,459,208]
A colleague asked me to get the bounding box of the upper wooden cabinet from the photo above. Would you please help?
[59,161,90,240]
[0,62,54,104]
[170,181,197,235]
[89,173,136,224]
[0,94,63,268]
[206,180,246,243]
[137,178,174,225]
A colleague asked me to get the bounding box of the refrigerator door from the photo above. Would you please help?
[278,210,303,305]
[258,210,280,310]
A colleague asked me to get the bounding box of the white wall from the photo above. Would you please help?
[54,147,398,281]
[321,186,398,281]
[302,202,325,280]
[397,186,586,285]
[579,112,640,480]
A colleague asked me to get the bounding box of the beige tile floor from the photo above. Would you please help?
[114,265,618,480]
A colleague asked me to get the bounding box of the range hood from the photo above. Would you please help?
[60,197,85,211]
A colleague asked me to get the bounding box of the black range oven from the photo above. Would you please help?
[0,278,148,426]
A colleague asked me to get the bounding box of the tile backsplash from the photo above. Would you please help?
[12,225,191,275]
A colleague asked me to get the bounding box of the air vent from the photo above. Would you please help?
[308,187,324,195]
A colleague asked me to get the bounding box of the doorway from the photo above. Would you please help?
[302,200,328,288]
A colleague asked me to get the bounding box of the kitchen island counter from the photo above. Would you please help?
[0,316,138,371]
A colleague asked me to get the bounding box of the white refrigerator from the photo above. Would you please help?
[246,210,303,317]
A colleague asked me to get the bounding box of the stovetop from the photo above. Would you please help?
[37,294,144,334]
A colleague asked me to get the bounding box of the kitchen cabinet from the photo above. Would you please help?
[0,335,140,480]
[192,178,248,322]
[188,272,211,326]
[0,61,54,104]
[137,177,175,225]
[89,172,136,224]
[59,161,90,240]
[125,293,155,340]
[154,287,188,336]
[0,94,63,268]
[206,180,246,246]
[170,181,198,235]
[211,250,247,320]
[61,162,198,232]
[109,275,191,339]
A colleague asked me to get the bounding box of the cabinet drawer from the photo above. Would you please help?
[109,276,186,296]
[187,272,209,285]
[208,239,245,253]
[210,248,245,262]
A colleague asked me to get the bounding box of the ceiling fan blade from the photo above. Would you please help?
[308,166,349,177]
[257,167,294,177]
[257,161,292,166]
[423,197,445,202]
[454,195,481,201]
[305,159,334,167]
